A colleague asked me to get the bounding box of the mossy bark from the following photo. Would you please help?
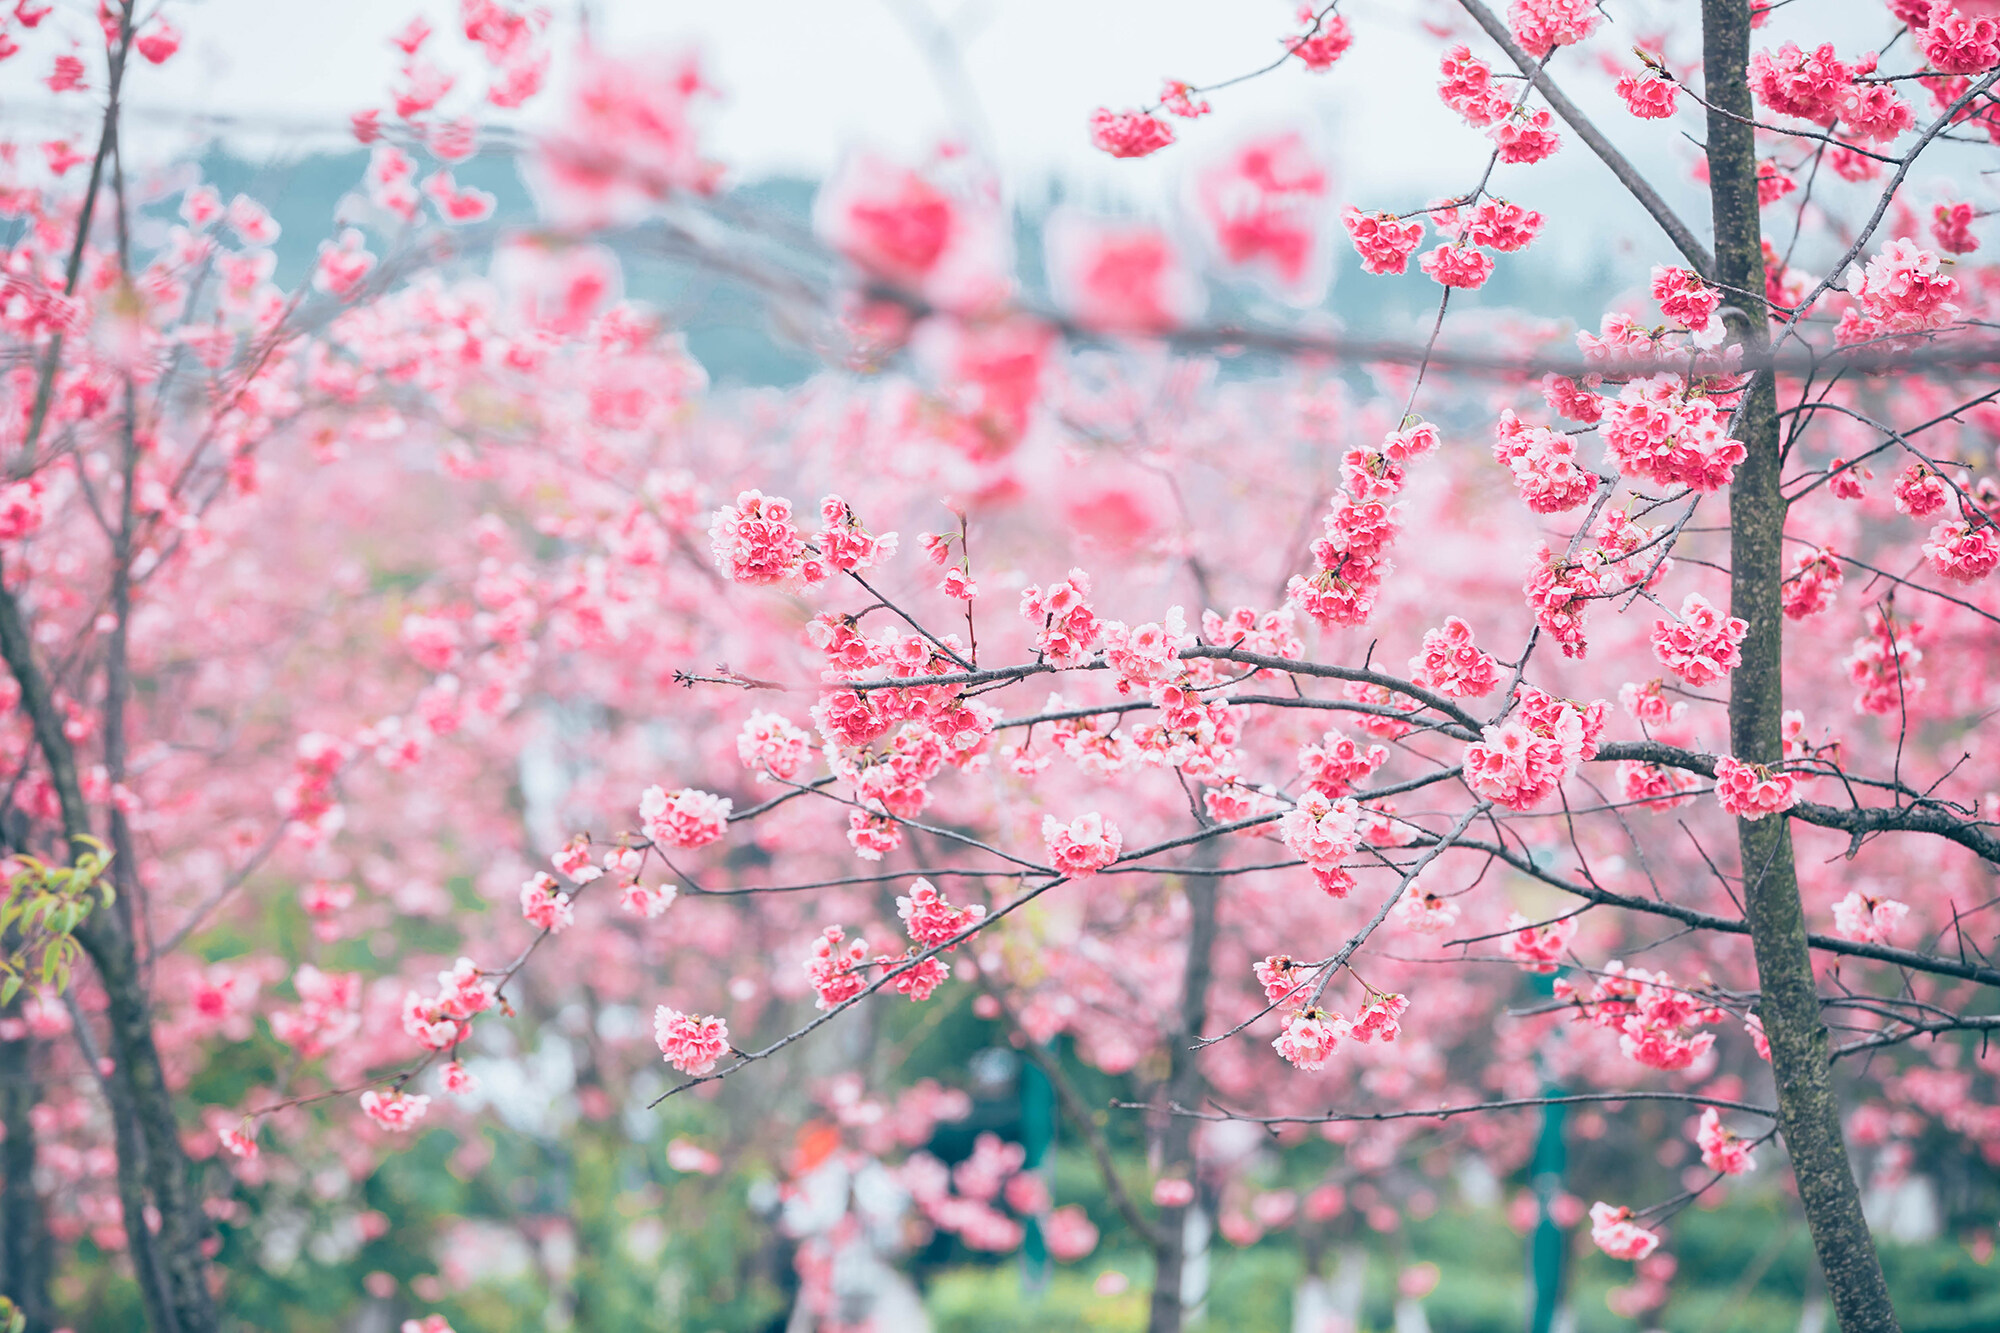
[1703,3,1901,1329]
[1147,871,1217,1333]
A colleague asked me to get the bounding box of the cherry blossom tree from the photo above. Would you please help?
[2,2,2000,1333]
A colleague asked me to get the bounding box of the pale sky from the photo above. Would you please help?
[0,0,1936,280]
[1,2,1580,198]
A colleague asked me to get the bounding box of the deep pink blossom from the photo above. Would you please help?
[1043,812,1123,877]
[654,1006,730,1075]
[1089,108,1176,158]
[640,785,732,849]
[1713,756,1798,820]
[1618,69,1679,119]
[1342,207,1425,275]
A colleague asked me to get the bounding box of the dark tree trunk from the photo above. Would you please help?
[1703,3,1901,1329]
[1,1027,55,1333]
[0,578,218,1333]
[1147,871,1217,1333]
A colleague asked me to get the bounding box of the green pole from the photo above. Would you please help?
[1528,969,1568,1333]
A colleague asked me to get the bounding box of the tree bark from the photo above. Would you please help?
[1703,3,1901,1329]
[1147,869,1217,1333]
[0,1027,55,1333]
[0,576,217,1333]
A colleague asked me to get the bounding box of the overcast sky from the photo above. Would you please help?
[0,0,1940,278]
[1,2,1573,192]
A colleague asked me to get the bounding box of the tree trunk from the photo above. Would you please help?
[1703,3,1901,1329]
[1147,870,1217,1333]
[1,1027,55,1333]
[0,578,218,1333]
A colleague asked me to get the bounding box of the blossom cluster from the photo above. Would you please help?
[1836,238,1962,344]
[1600,376,1746,494]
[1020,569,1103,667]
[1554,961,1723,1071]
[1847,609,1925,716]
[1277,790,1365,895]
[1713,756,1799,821]
[1410,617,1500,698]
[1697,1107,1758,1175]
[400,957,494,1053]
[1287,421,1437,627]
[1492,410,1598,513]
[655,1006,730,1076]
[1463,686,1608,811]
[1650,593,1747,687]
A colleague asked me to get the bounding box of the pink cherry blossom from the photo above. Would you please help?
[1350,992,1407,1043]
[1509,0,1601,57]
[1047,214,1203,334]
[1832,890,1910,945]
[1618,68,1679,119]
[1277,789,1363,894]
[1894,462,1952,516]
[1044,1204,1100,1261]
[1838,237,1962,342]
[1438,44,1516,126]
[0,479,45,543]
[898,877,987,948]
[1932,201,1980,253]
[1783,546,1844,620]
[1650,593,1747,687]
[1273,1007,1350,1071]
[1285,7,1353,71]
[1192,131,1331,296]
[1419,243,1495,290]
[619,880,676,918]
[1921,518,2000,583]
[135,20,181,65]
[1713,756,1798,821]
[1410,616,1500,698]
[654,1006,730,1075]
[1088,108,1175,158]
[1697,1107,1757,1175]
[1750,42,1853,123]
[360,1089,431,1133]
[1043,812,1123,877]
[1492,410,1599,513]
[1488,109,1563,163]
[1501,913,1578,972]
[1922,6,2000,73]
[1589,1202,1662,1260]
[519,873,574,933]
[1342,206,1425,275]
[805,925,871,1009]
[737,710,816,781]
[639,785,731,849]
[1159,79,1211,119]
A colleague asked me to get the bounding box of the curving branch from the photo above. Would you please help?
[1117,1088,1777,1127]
[1592,740,2000,866]
[1451,0,1717,277]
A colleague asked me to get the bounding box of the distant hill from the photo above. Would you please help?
[184,148,1621,389]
